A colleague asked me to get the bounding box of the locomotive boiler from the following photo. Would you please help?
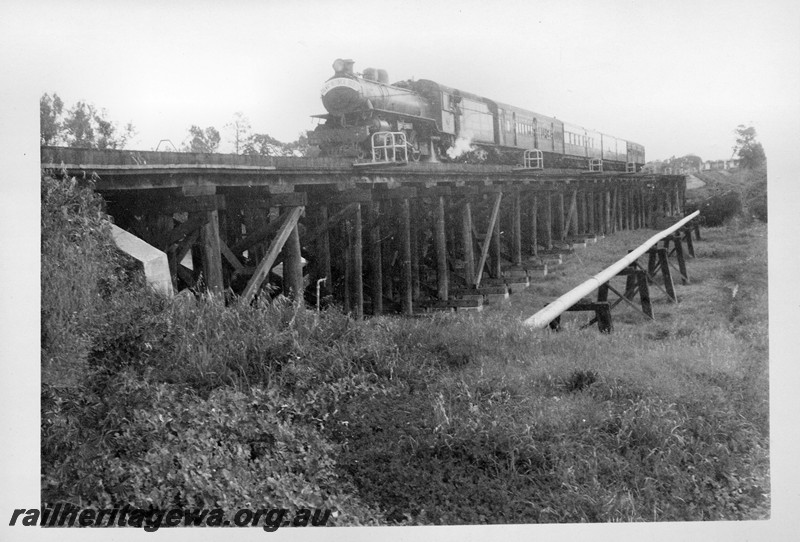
[309,58,645,171]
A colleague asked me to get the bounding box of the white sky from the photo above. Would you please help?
[3,0,798,161]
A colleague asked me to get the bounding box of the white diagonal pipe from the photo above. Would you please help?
[523,211,699,329]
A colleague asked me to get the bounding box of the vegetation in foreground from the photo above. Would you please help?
[41,171,769,524]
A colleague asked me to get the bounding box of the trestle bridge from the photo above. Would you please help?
[41,146,686,317]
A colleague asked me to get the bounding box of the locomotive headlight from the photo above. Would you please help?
[332,59,346,73]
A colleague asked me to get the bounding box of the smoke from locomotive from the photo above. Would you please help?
[309,58,645,170]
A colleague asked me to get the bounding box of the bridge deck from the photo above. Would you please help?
[41,146,666,192]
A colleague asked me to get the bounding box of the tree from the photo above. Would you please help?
[732,125,766,169]
[63,102,96,148]
[241,132,285,156]
[183,126,221,153]
[40,93,135,149]
[285,131,313,157]
[40,93,64,146]
[241,131,313,157]
[94,113,135,150]
[225,112,252,154]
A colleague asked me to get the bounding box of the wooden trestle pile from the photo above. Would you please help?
[41,147,687,316]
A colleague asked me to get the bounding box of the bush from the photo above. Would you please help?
[41,174,122,370]
[689,191,742,227]
[41,372,379,524]
[743,170,767,222]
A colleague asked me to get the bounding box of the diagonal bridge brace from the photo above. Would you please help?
[239,206,304,305]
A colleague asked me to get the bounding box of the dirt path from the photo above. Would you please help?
[686,174,705,190]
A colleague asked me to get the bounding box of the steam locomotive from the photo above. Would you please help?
[309,58,645,171]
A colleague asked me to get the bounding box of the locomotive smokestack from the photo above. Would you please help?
[332,58,355,75]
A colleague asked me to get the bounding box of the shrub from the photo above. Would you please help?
[743,171,767,222]
[690,191,741,227]
[41,372,380,524]
[41,174,122,370]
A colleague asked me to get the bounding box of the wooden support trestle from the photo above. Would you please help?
[646,247,678,302]
[549,302,612,333]
[240,206,304,305]
[65,145,688,314]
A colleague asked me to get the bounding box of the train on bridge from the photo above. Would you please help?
[309,58,645,171]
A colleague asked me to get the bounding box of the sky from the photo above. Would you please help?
[3,0,798,161]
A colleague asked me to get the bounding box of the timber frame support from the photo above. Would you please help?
[44,146,687,316]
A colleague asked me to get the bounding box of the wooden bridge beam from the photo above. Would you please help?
[316,205,332,297]
[564,189,578,240]
[529,194,538,257]
[475,192,502,287]
[557,192,565,240]
[512,190,522,266]
[352,203,364,318]
[434,195,449,300]
[368,201,383,315]
[544,192,553,249]
[240,206,303,305]
[201,209,224,299]
[400,198,413,315]
[461,200,476,287]
[282,219,303,303]
[410,201,421,301]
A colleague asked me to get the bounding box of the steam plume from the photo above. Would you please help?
[446,135,475,159]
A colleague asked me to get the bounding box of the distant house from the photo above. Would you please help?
[703,159,740,171]
[649,155,740,174]
[725,159,740,169]
[642,161,663,174]
[645,155,702,175]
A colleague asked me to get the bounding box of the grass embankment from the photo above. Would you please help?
[41,172,769,524]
